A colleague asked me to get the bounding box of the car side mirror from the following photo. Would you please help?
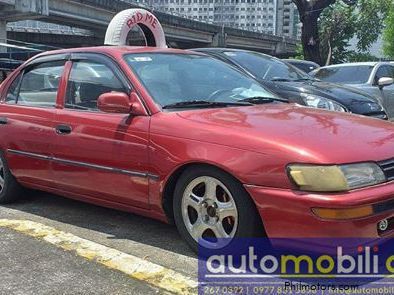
[98,92,132,113]
[378,77,394,89]
[97,91,147,116]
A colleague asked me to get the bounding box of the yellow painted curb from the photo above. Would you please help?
[0,219,198,294]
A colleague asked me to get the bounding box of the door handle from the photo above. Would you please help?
[55,124,72,135]
[0,117,8,125]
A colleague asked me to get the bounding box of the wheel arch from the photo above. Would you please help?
[161,161,265,235]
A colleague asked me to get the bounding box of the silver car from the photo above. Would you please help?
[311,62,394,120]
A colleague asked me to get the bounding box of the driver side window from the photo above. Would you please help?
[375,66,391,84]
[65,61,126,111]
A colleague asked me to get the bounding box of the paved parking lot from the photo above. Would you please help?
[0,228,161,295]
[0,191,198,294]
[1,191,393,295]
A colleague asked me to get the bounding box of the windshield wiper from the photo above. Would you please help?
[271,78,293,82]
[293,78,319,82]
[239,96,288,104]
[162,100,252,109]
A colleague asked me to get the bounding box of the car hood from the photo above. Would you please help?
[265,80,382,113]
[343,83,368,88]
[174,104,394,164]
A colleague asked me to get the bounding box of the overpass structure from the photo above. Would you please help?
[0,0,297,56]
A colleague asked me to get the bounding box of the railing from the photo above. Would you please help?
[7,20,91,36]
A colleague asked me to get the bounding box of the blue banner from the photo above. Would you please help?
[198,238,394,294]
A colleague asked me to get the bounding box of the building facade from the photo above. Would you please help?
[276,0,299,39]
[131,0,300,38]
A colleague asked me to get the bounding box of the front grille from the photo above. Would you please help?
[379,158,394,181]
[373,199,394,214]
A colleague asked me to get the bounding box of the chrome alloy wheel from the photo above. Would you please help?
[181,176,238,249]
[0,157,4,194]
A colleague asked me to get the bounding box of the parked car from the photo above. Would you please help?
[193,48,388,120]
[283,59,320,73]
[0,59,24,84]
[0,70,7,84]
[311,62,394,120]
[0,46,393,253]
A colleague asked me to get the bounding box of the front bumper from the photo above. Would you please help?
[245,181,394,239]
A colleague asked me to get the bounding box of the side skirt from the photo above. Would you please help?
[19,181,169,224]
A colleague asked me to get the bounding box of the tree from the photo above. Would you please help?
[383,5,394,58]
[293,0,391,65]
[292,0,356,65]
[346,51,379,62]
[354,0,391,51]
[319,2,356,65]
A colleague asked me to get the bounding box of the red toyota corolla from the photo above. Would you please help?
[0,46,393,252]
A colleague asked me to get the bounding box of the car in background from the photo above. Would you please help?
[1,46,394,253]
[193,48,388,120]
[311,62,394,120]
[0,59,24,84]
[0,71,7,84]
[284,59,320,73]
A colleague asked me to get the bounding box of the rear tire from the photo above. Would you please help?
[0,151,23,204]
[173,166,262,253]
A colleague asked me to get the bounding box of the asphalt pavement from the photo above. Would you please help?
[0,191,197,294]
[0,227,161,295]
[0,190,393,294]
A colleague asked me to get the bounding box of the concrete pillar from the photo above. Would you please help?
[0,20,6,53]
[211,30,226,47]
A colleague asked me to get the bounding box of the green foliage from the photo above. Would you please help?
[296,0,391,64]
[319,2,356,64]
[346,51,379,62]
[383,5,394,58]
[355,0,392,51]
[290,43,304,60]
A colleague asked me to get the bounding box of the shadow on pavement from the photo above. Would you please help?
[5,190,196,258]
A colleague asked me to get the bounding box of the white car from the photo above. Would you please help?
[311,62,394,119]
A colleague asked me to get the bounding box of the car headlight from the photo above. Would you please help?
[288,163,386,192]
[301,94,347,112]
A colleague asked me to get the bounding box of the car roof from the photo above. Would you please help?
[193,47,240,52]
[284,59,318,65]
[193,47,276,60]
[32,46,203,60]
[319,62,381,69]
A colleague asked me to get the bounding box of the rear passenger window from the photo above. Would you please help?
[16,61,65,107]
[65,61,126,111]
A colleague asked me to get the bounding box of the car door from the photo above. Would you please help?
[374,65,394,118]
[51,53,151,209]
[0,57,66,186]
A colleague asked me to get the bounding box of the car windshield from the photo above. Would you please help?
[222,51,311,81]
[312,66,374,84]
[288,61,318,73]
[124,53,278,108]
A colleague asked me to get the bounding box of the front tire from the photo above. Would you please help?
[0,151,23,204]
[173,166,262,253]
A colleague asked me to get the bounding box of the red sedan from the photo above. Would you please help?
[0,46,393,252]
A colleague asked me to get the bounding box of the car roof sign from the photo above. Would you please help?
[104,9,167,48]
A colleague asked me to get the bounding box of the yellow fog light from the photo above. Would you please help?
[312,206,374,220]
